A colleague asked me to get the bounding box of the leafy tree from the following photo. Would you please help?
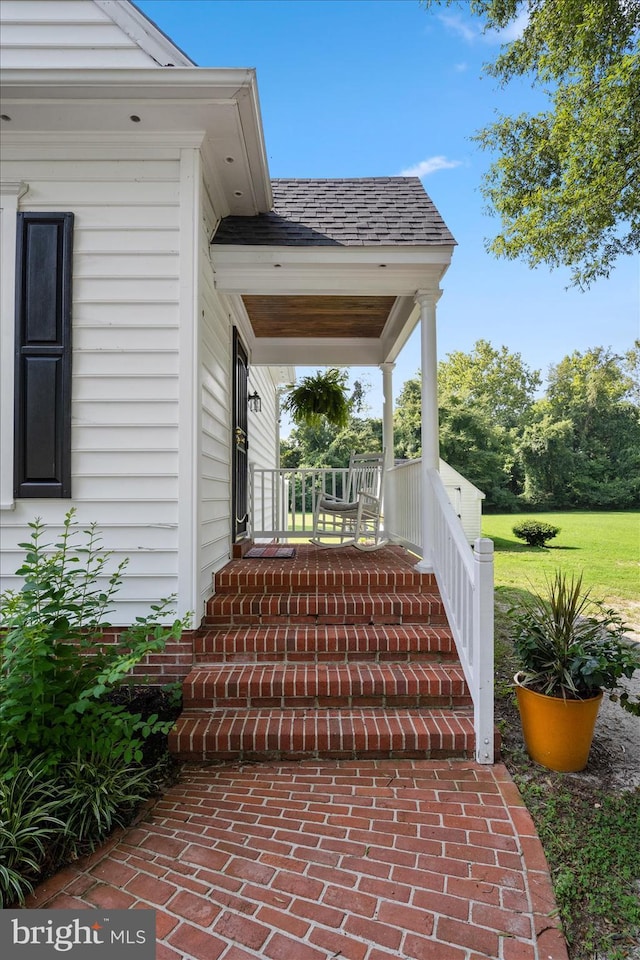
[423,0,640,288]
[394,341,539,506]
[546,346,636,418]
[393,375,519,509]
[393,375,422,460]
[280,421,335,468]
[623,340,640,405]
[437,339,540,429]
[282,417,382,471]
[518,406,575,505]
[439,398,519,509]
[520,348,640,507]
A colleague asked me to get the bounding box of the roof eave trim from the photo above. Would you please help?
[0,67,258,96]
[210,243,456,264]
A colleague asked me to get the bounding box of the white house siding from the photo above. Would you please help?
[0,0,161,68]
[0,143,185,623]
[247,366,282,536]
[248,367,279,470]
[196,188,285,612]
[198,179,233,615]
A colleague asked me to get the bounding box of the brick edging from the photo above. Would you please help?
[493,764,570,960]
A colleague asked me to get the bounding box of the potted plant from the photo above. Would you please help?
[510,571,640,772]
[282,368,350,429]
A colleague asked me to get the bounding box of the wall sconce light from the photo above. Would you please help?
[248,390,262,413]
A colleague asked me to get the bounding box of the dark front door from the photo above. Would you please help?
[232,328,249,541]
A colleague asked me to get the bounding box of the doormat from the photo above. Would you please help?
[244,546,296,559]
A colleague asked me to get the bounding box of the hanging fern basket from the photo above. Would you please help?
[282,369,350,429]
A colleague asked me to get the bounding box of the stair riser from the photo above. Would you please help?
[186,694,472,709]
[182,664,470,709]
[168,710,475,763]
[206,595,444,623]
[193,626,456,663]
[204,617,448,630]
[196,650,458,663]
[172,747,474,762]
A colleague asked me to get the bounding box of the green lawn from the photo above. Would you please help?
[482,512,640,618]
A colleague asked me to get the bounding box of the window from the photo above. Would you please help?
[14,212,74,498]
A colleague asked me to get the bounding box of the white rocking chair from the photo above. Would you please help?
[310,451,387,551]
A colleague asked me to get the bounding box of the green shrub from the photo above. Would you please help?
[512,519,560,547]
[0,755,66,907]
[54,750,157,858]
[0,510,190,771]
[0,748,158,907]
[0,511,190,905]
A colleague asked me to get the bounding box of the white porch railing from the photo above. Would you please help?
[428,468,494,764]
[251,461,494,764]
[250,465,350,539]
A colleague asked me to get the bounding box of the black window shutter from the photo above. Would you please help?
[14,212,74,498]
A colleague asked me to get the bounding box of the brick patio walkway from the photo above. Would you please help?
[26,759,569,960]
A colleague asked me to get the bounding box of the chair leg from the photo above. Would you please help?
[309,537,356,548]
[353,538,389,552]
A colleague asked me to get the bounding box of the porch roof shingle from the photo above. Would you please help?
[212,177,456,247]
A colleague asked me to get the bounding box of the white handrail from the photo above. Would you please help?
[427,467,494,764]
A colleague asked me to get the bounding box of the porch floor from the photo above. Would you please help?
[27,759,568,960]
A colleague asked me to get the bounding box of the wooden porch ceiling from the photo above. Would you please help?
[242,295,396,338]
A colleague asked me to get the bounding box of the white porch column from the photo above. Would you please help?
[379,361,395,536]
[416,288,442,571]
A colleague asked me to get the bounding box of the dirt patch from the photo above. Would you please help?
[588,672,640,792]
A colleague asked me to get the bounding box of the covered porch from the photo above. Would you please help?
[212,177,463,570]
[210,176,495,763]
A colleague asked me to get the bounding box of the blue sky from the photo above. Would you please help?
[138,0,639,418]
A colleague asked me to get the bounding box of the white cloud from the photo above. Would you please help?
[485,10,529,43]
[400,156,463,178]
[453,61,469,73]
[437,12,479,43]
[438,8,528,46]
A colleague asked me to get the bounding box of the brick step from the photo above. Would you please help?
[215,560,436,595]
[193,623,457,663]
[182,662,471,710]
[204,592,446,627]
[169,707,476,761]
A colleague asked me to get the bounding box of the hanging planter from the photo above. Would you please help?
[282,369,350,429]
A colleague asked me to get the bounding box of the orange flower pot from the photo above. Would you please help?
[514,673,603,772]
